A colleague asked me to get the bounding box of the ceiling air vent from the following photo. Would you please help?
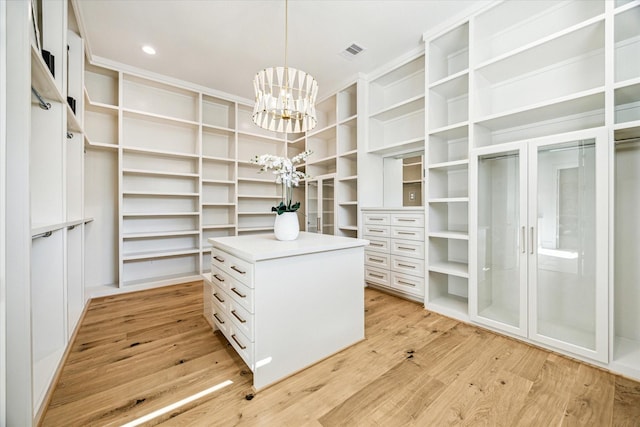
[340,43,366,60]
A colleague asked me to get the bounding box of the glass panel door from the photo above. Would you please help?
[322,178,335,235]
[529,129,608,363]
[307,180,319,233]
[472,145,527,336]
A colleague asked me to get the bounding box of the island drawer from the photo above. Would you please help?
[227,326,254,369]
[211,305,230,336]
[210,280,230,311]
[228,298,254,341]
[212,247,254,287]
[210,265,231,293]
[365,251,390,269]
[363,212,390,225]
[226,275,255,314]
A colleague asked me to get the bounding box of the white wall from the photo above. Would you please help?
[1,1,7,423]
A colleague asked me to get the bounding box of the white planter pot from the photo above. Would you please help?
[274,212,300,241]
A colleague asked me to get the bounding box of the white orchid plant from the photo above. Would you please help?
[250,150,312,215]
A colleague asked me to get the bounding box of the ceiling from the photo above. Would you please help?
[74,0,489,103]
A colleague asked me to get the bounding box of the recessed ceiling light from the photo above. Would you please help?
[142,45,156,55]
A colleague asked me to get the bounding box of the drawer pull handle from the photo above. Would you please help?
[369,273,384,279]
[370,229,384,233]
[397,231,415,235]
[369,258,384,263]
[398,263,415,269]
[397,218,416,222]
[213,255,225,263]
[397,280,416,287]
[370,217,384,221]
[231,265,246,274]
[231,334,247,350]
[231,310,247,323]
[213,293,225,303]
[213,274,225,282]
[213,313,225,324]
[231,287,247,298]
[370,242,384,247]
[398,246,416,251]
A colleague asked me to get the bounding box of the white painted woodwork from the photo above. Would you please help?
[362,208,425,301]
[205,233,367,390]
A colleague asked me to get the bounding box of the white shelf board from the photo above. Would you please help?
[428,72,468,99]
[428,69,469,91]
[614,122,640,140]
[339,225,358,231]
[428,122,469,139]
[368,137,425,156]
[122,107,199,127]
[122,191,199,198]
[122,146,199,159]
[30,45,64,104]
[67,105,83,133]
[237,129,286,142]
[202,123,235,134]
[122,230,200,239]
[202,202,235,206]
[429,260,469,278]
[308,155,337,167]
[474,89,605,132]
[202,179,235,184]
[122,248,200,261]
[237,177,275,183]
[339,201,358,206]
[369,95,425,121]
[339,149,358,159]
[122,212,200,217]
[428,159,469,170]
[307,122,337,138]
[202,155,235,163]
[31,217,94,237]
[238,212,276,216]
[237,195,281,199]
[123,168,199,178]
[339,175,358,182]
[428,231,469,240]
[122,272,202,288]
[84,89,118,111]
[474,15,606,77]
[428,197,469,203]
[237,227,274,232]
[338,114,358,126]
[202,224,236,230]
[427,294,469,321]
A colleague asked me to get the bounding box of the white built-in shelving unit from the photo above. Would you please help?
[6,0,92,419]
[302,82,360,237]
[425,20,470,321]
[83,63,361,289]
[611,0,640,381]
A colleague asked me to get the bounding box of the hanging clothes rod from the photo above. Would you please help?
[32,230,53,240]
[31,86,51,110]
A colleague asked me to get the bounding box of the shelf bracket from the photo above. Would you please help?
[31,86,51,110]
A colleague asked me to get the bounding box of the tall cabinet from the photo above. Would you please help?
[470,128,609,363]
[419,0,638,376]
[5,0,90,421]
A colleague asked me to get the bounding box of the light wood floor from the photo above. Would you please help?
[41,281,640,426]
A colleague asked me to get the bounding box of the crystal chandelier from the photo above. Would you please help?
[252,0,318,133]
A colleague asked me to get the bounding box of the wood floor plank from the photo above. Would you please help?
[513,353,581,426]
[561,363,615,426]
[39,282,640,426]
[612,375,640,427]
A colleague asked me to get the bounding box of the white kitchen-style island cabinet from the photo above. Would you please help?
[203,232,368,390]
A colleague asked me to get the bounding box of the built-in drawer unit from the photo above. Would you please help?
[212,247,254,287]
[362,208,425,300]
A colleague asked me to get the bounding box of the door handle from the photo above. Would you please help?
[521,226,526,254]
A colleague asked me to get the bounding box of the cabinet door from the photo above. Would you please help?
[307,180,319,233]
[470,142,528,337]
[307,176,335,235]
[528,129,608,363]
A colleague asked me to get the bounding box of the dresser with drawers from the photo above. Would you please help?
[203,232,367,390]
[362,208,425,302]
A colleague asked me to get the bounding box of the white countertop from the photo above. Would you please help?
[209,232,369,262]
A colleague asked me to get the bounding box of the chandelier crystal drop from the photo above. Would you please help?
[252,0,318,133]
